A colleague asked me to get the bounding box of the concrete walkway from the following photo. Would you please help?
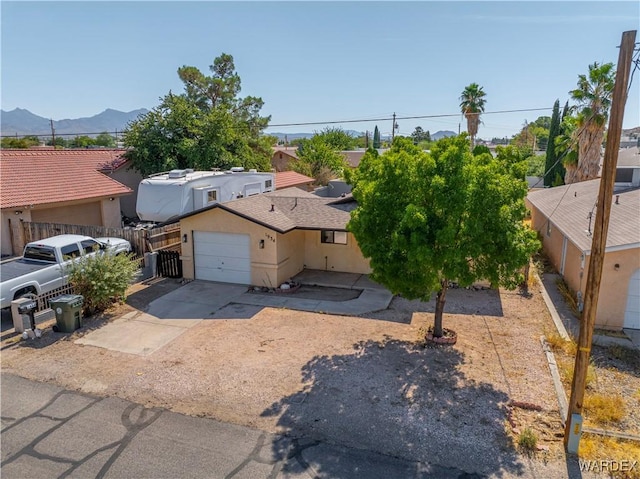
[539,273,639,350]
[236,270,393,316]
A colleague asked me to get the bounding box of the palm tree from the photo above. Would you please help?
[568,62,615,183]
[459,83,487,148]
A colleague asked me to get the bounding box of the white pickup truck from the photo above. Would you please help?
[0,234,131,309]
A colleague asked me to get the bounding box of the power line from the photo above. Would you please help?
[1,106,553,138]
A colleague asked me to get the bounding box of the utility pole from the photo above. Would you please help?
[50,119,56,147]
[391,113,396,143]
[564,30,636,453]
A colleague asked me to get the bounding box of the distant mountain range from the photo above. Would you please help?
[1,108,149,136]
[2,107,463,142]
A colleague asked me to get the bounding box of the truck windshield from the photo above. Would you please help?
[23,246,57,262]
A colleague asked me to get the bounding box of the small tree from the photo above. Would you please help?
[373,126,381,149]
[544,100,564,187]
[348,135,539,338]
[67,252,139,316]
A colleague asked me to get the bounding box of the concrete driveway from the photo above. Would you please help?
[76,282,248,356]
[75,272,393,357]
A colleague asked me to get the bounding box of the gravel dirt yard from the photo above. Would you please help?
[0,276,605,476]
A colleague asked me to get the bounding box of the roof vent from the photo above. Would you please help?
[230,167,245,173]
[249,168,257,173]
[168,169,188,179]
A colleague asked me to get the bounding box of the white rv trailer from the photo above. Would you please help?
[136,167,275,223]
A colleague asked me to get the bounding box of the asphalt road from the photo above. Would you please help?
[1,373,473,479]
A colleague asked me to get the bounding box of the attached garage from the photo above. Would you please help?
[624,269,640,329]
[193,231,251,284]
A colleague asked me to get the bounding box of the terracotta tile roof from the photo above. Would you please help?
[275,171,314,190]
[527,180,640,252]
[187,187,356,233]
[0,149,133,209]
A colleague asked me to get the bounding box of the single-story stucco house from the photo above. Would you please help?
[0,148,135,256]
[179,188,370,288]
[526,150,640,330]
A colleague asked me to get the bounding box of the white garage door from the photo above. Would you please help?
[624,268,640,329]
[193,232,251,284]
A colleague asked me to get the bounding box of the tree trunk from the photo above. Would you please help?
[564,163,579,184]
[577,126,605,182]
[433,279,448,338]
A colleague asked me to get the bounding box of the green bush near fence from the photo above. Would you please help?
[66,251,139,315]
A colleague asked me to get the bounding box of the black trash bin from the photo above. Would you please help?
[50,294,84,333]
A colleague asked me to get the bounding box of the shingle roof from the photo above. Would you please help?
[188,187,355,233]
[272,146,299,160]
[0,149,133,209]
[617,147,640,167]
[527,180,640,252]
[275,171,314,190]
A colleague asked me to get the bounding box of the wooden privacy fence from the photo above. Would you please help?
[157,250,182,278]
[19,221,181,257]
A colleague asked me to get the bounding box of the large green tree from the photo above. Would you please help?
[293,128,351,184]
[348,135,539,338]
[123,53,272,176]
[565,62,615,183]
[459,83,486,148]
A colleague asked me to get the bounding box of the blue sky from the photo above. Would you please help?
[2,1,639,140]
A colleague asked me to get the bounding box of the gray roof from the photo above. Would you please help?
[617,147,640,167]
[192,188,356,233]
[527,180,640,252]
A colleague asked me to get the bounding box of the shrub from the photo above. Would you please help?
[518,427,538,453]
[67,252,138,315]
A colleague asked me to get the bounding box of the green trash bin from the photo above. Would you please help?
[50,294,84,333]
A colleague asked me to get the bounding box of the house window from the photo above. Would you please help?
[207,190,217,203]
[321,230,347,244]
[265,179,273,189]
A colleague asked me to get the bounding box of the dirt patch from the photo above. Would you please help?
[1,276,573,475]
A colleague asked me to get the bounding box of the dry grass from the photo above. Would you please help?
[579,435,640,479]
[557,356,597,390]
[545,331,577,356]
[555,278,579,315]
[583,394,626,425]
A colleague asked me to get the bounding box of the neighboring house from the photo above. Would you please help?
[340,149,388,169]
[526,153,640,330]
[275,171,315,191]
[179,188,370,287]
[271,146,299,172]
[95,153,144,219]
[0,149,135,256]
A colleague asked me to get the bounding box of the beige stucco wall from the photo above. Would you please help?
[1,210,32,257]
[579,249,640,330]
[302,230,371,274]
[106,168,141,218]
[1,197,122,256]
[180,208,371,286]
[530,203,639,329]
